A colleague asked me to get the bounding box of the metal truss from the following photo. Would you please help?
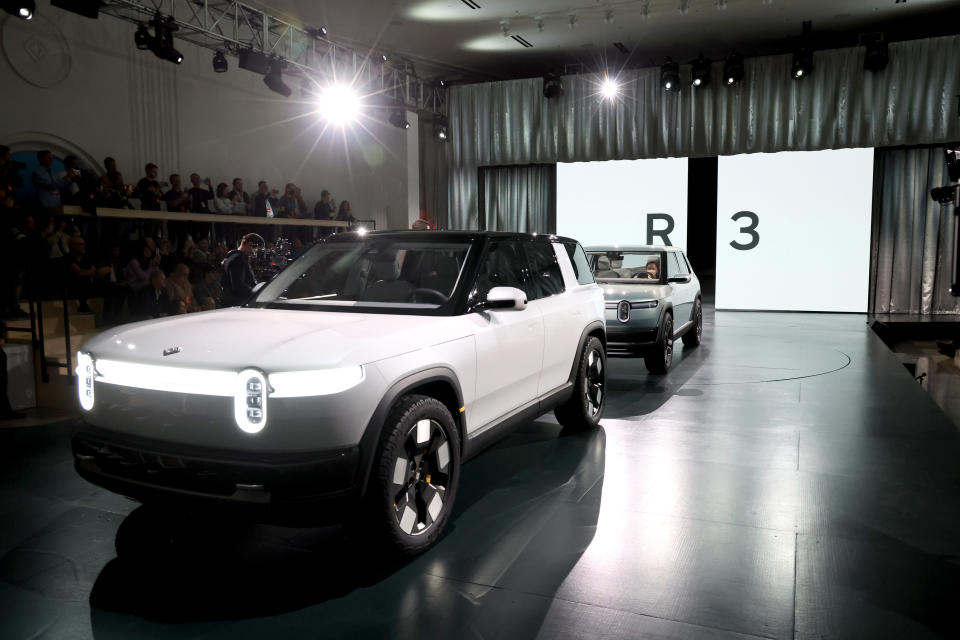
[99,0,446,114]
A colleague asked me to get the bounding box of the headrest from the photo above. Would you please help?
[596,256,610,270]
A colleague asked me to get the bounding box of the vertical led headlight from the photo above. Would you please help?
[76,352,95,411]
[234,369,268,434]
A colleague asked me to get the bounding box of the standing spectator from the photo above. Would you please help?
[0,320,25,420]
[166,262,199,313]
[162,174,189,212]
[222,233,260,306]
[227,178,250,215]
[337,200,356,227]
[187,173,214,213]
[213,182,232,214]
[136,163,166,211]
[313,189,333,219]
[57,156,81,206]
[253,181,279,218]
[279,183,306,218]
[32,150,67,214]
[99,157,132,210]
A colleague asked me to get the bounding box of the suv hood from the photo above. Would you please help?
[82,307,469,371]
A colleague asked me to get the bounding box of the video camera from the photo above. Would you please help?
[932,149,960,295]
[250,237,294,281]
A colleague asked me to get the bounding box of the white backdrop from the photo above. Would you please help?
[716,148,875,312]
[557,159,688,249]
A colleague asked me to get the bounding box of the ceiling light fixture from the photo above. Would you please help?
[499,19,510,37]
[543,72,563,99]
[723,51,744,86]
[792,20,814,80]
[679,0,690,15]
[863,38,888,72]
[433,114,449,141]
[600,76,619,100]
[263,59,292,97]
[213,50,228,73]
[389,109,410,130]
[3,0,34,20]
[317,84,361,124]
[640,0,651,20]
[568,14,577,30]
[534,16,544,32]
[661,58,680,91]
[134,24,152,50]
[603,10,614,24]
[691,53,711,87]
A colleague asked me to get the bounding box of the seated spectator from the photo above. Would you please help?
[136,163,166,211]
[64,235,111,313]
[187,173,213,213]
[123,239,160,291]
[227,178,250,215]
[42,216,71,259]
[191,236,212,265]
[157,237,175,274]
[165,262,198,312]
[193,264,224,308]
[213,182,232,214]
[135,269,175,318]
[96,241,131,322]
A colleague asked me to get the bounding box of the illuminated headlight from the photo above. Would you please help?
[267,366,364,398]
[235,369,268,434]
[76,352,95,411]
[631,300,658,309]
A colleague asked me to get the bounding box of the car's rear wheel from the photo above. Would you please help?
[645,313,673,374]
[682,298,703,347]
[554,336,606,430]
[369,394,460,556]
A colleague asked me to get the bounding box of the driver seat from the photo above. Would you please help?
[361,256,415,302]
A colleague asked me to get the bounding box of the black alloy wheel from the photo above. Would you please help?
[645,313,673,374]
[682,299,703,347]
[371,394,460,555]
[555,335,606,430]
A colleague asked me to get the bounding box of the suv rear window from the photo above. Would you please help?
[524,240,565,300]
[563,241,595,286]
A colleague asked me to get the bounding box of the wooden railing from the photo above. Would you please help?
[62,205,351,229]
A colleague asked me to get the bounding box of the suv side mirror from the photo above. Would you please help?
[251,281,267,294]
[475,286,527,312]
[668,275,690,284]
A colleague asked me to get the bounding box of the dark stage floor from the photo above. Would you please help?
[2,308,960,639]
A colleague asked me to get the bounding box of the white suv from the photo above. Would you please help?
[73,231,606,555]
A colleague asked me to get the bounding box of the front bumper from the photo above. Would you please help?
[604,306,660,356]
[73,426,361,525]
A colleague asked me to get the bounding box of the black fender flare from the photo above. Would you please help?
[355,366,465,498]
[568,320,606,383]
[656,302,674,343]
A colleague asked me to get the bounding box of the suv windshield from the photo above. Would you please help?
[587,251,664,283]
[253,237,472,313]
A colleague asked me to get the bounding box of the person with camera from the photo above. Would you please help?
[221,233,261,306]
[57,156,82,206]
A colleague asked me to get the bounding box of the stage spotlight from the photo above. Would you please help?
[213,50,228,73]
[389,109,410,130]
[691,54,711,87]
[264,60,292,97]
[723,51,743,86]
[864,40,888,72]
[600,77,619,100]
[543,72,563,99]
[661,58,680,91]
[4,0,35,20]
[433,114,448,141]
[149,17,182,64]
[317,84,361,125]
[134,25,152,50]
[792,47,813,79]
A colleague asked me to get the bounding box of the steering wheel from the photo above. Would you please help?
[632,273,650,279]
[407,288,449,304]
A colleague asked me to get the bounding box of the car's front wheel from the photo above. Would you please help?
[554,335,606,430]
[369,394,461,556]
[645,313,673,374]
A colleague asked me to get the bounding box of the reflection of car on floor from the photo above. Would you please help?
[73,231,606,555]
[586,245,702,373]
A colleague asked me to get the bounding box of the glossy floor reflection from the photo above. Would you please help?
[2,309,960,639]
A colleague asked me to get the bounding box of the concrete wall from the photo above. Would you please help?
[0,3,415,230]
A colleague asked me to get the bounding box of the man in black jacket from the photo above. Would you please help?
[222,233,260,306]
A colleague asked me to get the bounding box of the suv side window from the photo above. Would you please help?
[472,239,528,302]
[563,241,595,285]
[681,252,694,274]
[524,239,565,300]
[667,251,684,278]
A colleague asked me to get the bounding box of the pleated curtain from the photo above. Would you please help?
[444,35,960,230]
[480,164,554,233]
[871,146,960,314]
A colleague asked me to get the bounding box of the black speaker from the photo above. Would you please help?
[51,0,100,19]
[238,49,271,75]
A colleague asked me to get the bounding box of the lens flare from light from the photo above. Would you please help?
[601,77,619,100]
[317,84,362,126]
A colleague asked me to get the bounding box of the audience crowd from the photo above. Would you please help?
[0,146,359,322]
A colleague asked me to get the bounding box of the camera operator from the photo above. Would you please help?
[221,233,261,306]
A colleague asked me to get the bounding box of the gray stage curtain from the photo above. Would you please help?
[480,164,553,233]
[419,115,449,230]
[445,35,960,229]
[870,147,960,315]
